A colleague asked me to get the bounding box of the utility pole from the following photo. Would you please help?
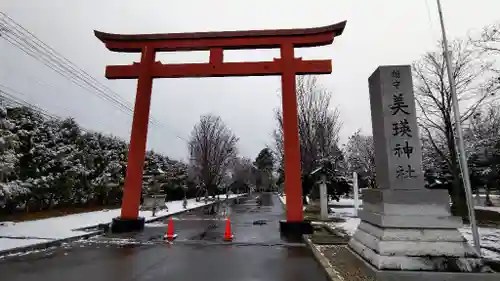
[436,0,481,255]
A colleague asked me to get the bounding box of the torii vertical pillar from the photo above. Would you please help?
[120,47,154,222]
[279,44,305,228]
[94,21,346,233]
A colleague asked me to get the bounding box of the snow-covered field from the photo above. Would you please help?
[0,195,243,253]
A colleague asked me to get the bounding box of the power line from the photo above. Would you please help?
[0,85,96,133]
[0,85,95,134]
[0,12,188,143]
[424,0,439,43]
[0,13,161,125]
[0,17,138,121]
[0,89,60,121]
[0,75,85,119]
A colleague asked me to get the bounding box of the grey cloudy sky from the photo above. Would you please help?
[1,0,499,162]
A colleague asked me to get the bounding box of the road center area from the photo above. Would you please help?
[0,193,329,281]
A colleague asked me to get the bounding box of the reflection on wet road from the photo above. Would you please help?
[0,193,329,281]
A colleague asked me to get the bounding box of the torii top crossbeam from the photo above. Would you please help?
[95,21,346,51]
[94,21,346,79]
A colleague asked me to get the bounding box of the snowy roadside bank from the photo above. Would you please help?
[0,194,244,256]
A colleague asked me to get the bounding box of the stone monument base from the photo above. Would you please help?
[347,246,497,281]
[349,221,484,272]
[348,189,492,273]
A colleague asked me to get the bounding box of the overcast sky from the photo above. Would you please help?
[1,0,500,162]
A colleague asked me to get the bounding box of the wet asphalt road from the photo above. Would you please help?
[0,193,329,281]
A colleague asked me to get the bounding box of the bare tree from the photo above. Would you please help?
[472,21,500,53]
[471,21,500,95]
[188,114,238,197]
[413,38,493,215]
[465,104,500,156]
[273,76,343,176]
[344,129,375,188]
[421,135,448,174]
[229,157,257,191]
[464,104,500,205]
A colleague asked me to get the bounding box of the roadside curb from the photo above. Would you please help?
[303,235,344,281]
[1,195,244,257]
[0,230,103,258]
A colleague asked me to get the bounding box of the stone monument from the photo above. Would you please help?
[348,65,493,277]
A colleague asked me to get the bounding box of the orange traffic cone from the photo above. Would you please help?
[223,216,233,241]
[164,217,177,241]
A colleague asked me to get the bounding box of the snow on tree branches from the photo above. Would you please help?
[0,105,189,213]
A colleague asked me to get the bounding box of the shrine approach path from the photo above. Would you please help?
[0,193,329,281]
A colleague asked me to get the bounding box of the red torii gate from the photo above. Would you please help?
[94,21,346,233]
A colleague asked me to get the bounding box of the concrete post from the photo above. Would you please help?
[320,174,328,220]
[353,172,359,217]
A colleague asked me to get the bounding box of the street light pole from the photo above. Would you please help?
[436,0,481,255]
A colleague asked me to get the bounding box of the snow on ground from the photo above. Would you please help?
[326,204,360,236]
[326,201,500,262]
[278,194,307,210]
[328,198,363,206]
[475,206,500,213]
[0,245,60,259]
[330,218,360,236]
[0,238,50,253]
[329,207,358,218]
[279,194,285,205]
[329,197,361,218]
[0,195,243,253]
[476,194,500,198]
[460,226,500,261]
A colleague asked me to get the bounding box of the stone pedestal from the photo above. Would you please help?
[349,189,484,271]
[349,65,487,273]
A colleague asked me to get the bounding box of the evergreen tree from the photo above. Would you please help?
[254,147,274,191]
